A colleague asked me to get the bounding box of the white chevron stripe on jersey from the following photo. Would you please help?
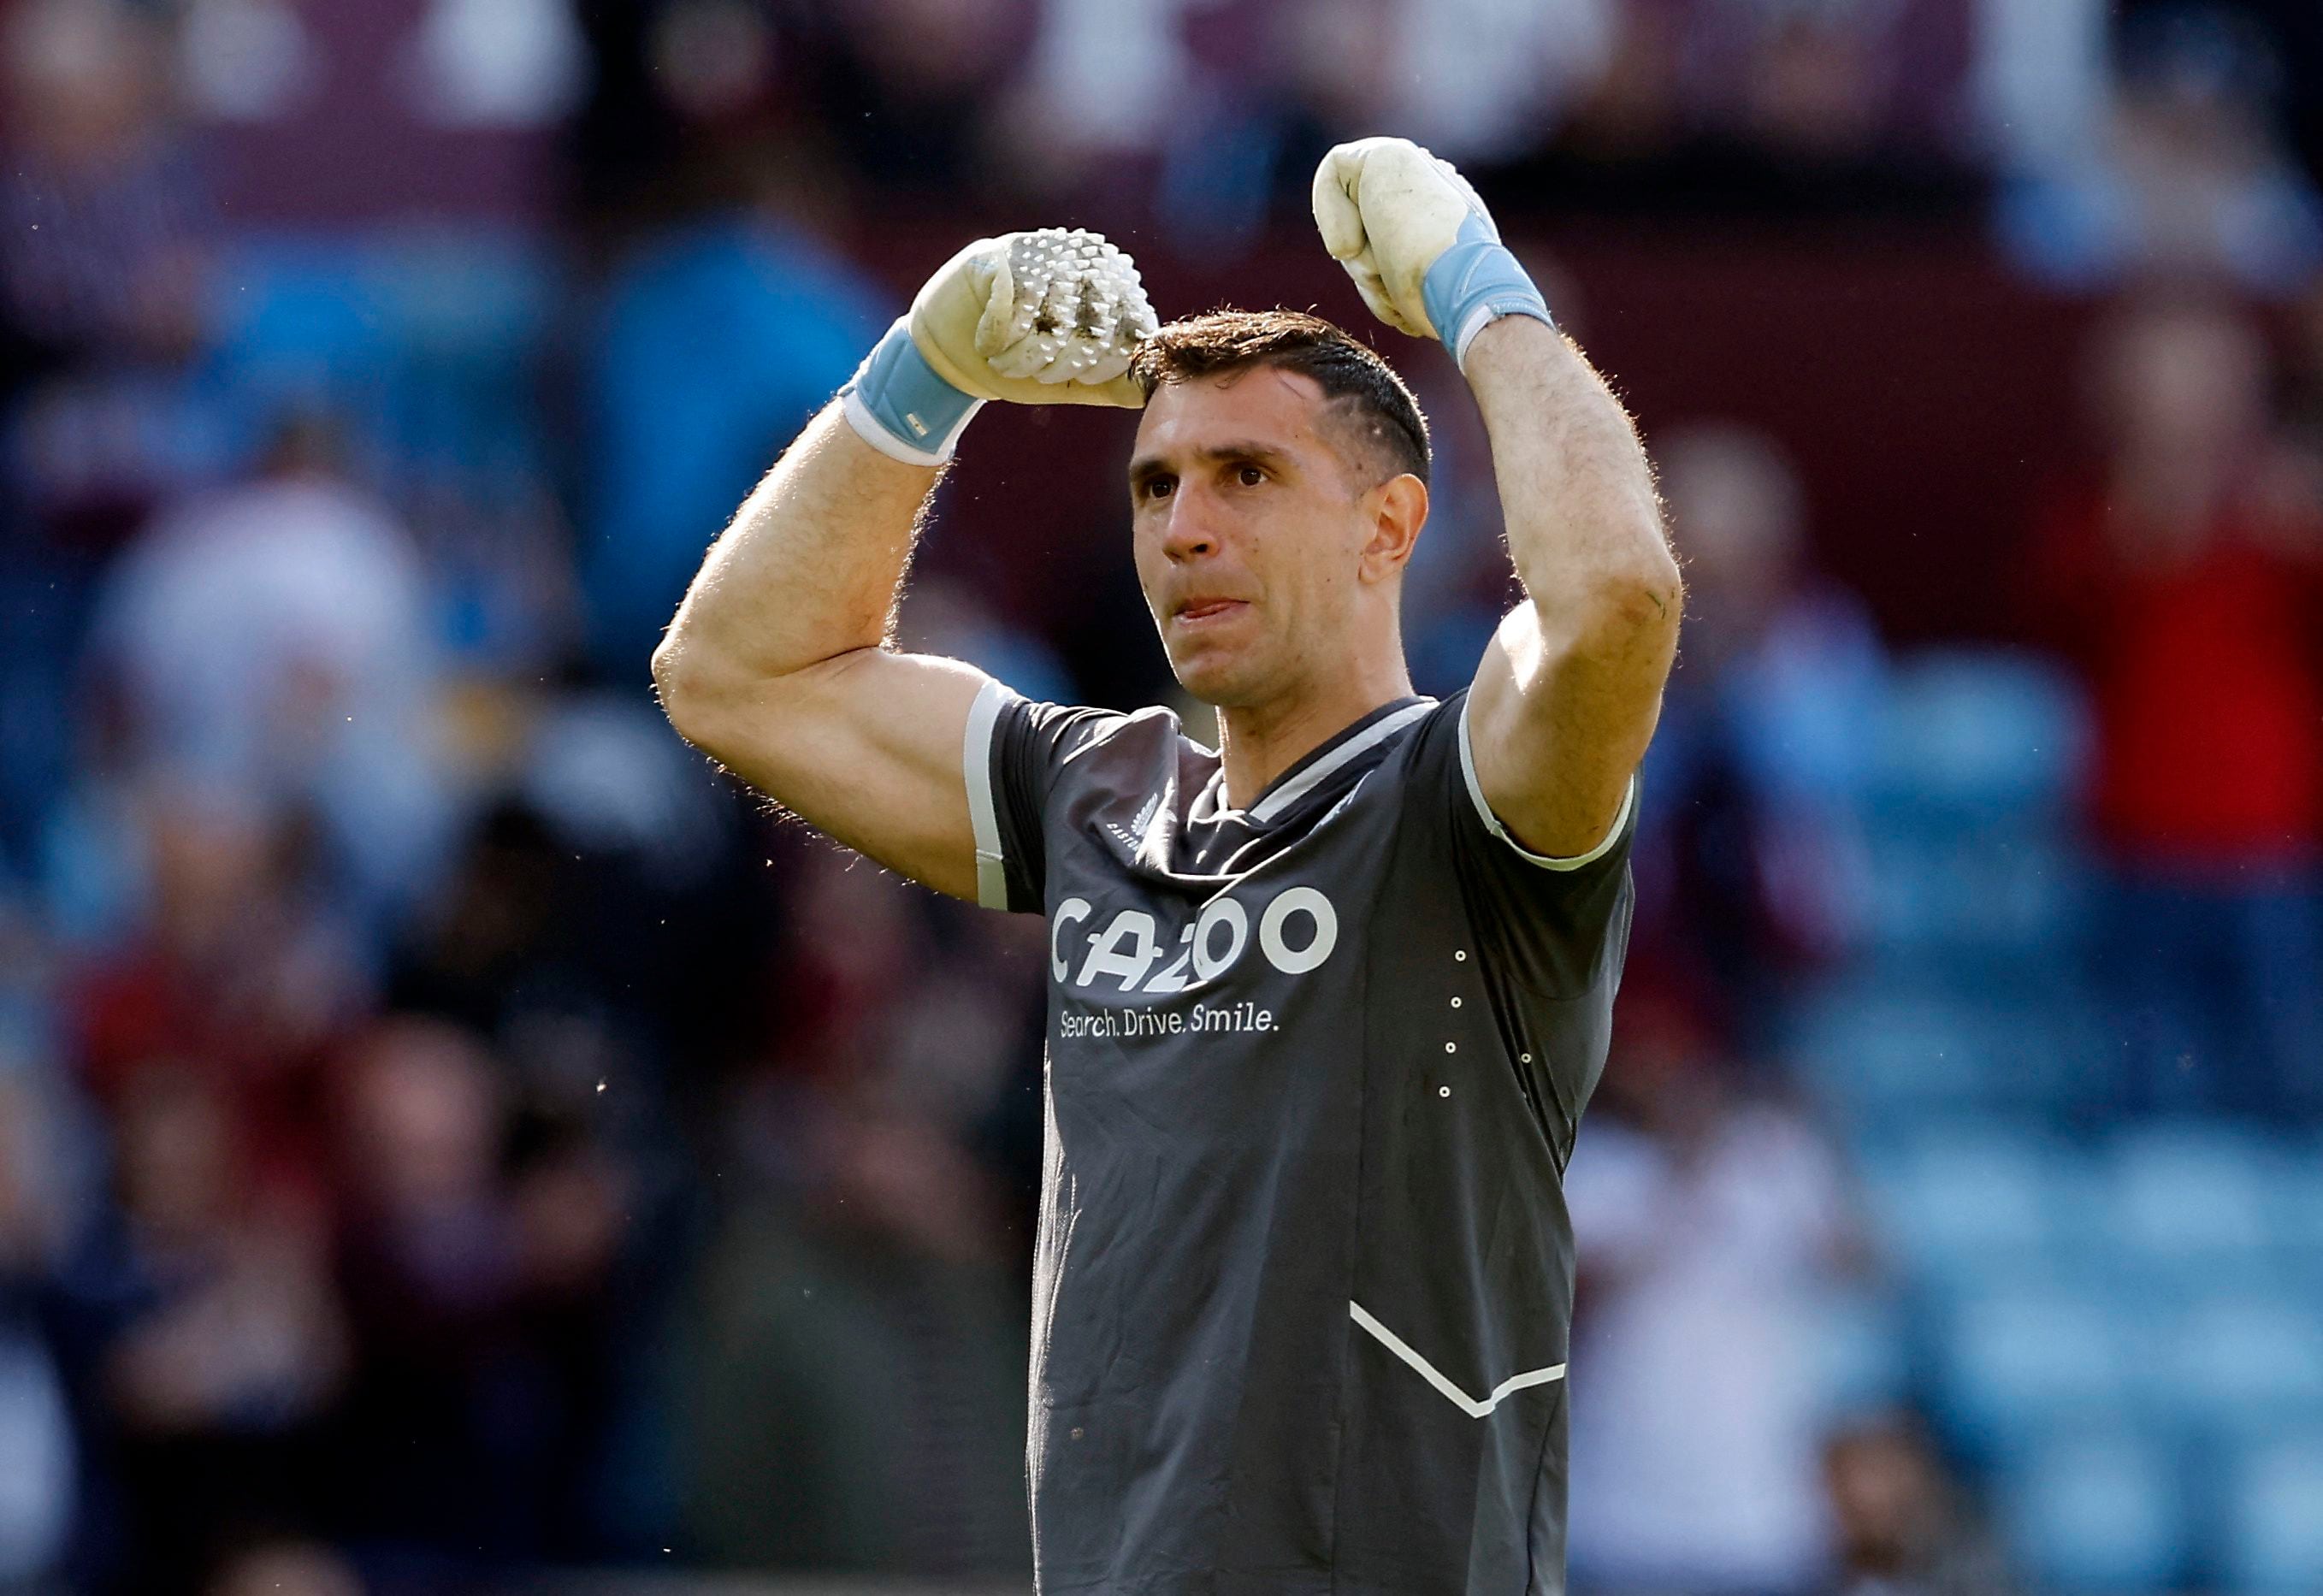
[1348,1300,1567,1419]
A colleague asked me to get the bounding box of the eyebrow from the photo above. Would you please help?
[1127,440,1296,493]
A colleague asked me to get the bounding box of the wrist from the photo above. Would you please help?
[840,316,985,465]
[1421,215,1552,373]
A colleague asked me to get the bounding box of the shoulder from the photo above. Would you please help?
[1058,701,1184,763]
[1394,689,1638,876]
[994,693,1180,765]
[990,691,1213,806]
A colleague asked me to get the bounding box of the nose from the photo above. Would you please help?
[1159,489,1219,564]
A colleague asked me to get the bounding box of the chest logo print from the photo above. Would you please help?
[1049,888,1339,994]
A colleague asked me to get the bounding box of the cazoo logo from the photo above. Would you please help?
[1051,889,1339,994]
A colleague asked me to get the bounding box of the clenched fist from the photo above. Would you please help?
[844,228,1157,464]
[1311,137,1551,369]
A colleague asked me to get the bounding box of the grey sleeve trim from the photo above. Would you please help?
[962,677,1014,910]
[1457,695,1636,872]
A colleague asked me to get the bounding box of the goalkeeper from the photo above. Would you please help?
[655,139,1680,1594]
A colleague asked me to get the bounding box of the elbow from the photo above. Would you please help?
[653,632,866,763]
[651,630,733,753]
[1580,538,1684,646]
[648,630,683,707]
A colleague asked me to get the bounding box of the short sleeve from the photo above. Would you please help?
[963,679,1122,913]
[1416,690,1640,998]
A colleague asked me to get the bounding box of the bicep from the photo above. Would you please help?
[1467,598,1672,859]
[677,647,994,902]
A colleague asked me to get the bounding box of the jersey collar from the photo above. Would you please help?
[1193,695,1437,827]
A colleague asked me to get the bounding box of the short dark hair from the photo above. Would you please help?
[1130,309,1431,487]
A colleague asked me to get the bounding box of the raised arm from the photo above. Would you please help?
[651,229,1155,901]
[1313,138,1680,857]
[1461,317,1676,857]
[652,407,989,897]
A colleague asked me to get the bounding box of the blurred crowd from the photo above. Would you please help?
[2,0,2320,1593]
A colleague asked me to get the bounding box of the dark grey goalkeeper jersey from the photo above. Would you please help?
[963,682,1639,1596]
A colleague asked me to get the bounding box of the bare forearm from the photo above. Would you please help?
[1463,316,1677,630]
[651,402,942,705]
[1458,313,1680,853]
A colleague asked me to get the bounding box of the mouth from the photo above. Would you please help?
[1171,598,1249,628]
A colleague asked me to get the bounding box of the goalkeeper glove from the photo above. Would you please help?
[842,228,1157,466]
[1310,136,1552,372]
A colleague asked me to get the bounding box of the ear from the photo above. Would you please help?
[1358,473,1427,584]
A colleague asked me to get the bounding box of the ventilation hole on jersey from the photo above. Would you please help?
[1444,1042,1457,1054]
[1450,996,1463,1008]
[1438,1085,1451,1098]
[1454,950,1468,962]
[1520,1053,1533,1064]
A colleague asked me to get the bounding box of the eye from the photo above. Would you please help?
[1141,475,1175,501]
[1236,464,1266,487]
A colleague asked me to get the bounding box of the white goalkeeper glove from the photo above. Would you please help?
[842,228,1157,465]
[1310,136,1552,372]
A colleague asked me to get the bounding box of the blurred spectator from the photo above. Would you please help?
[2000,3,2323,294]
[1564,993,1876,1596]
[0,0,226,871]
[1637,423,1885,1037]
[2023,296,2323,1116]
[1817,1408,2019,1596]
[2,0,2314,1583]
[178,0,582,224]
[1534,0,1979,214]
[679,842,1037,1576]
[49,1065,344,1594]
[583,163,887,677]
[63,776,365,1197]
[0,0,211,398]
[84,408,452,925]
[798,0,1040,203]
[325,1017,632,1567]
[0,1077,76,1590]
[681,1091,1030,1578]
[0,0,223,548]
[1971,0,2113,172]
[1002,0,1200,193]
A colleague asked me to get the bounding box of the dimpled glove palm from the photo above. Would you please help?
[1310,137,1552,371]
[842,228,1157,465]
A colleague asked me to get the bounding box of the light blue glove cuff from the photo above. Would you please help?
[839,316,986,465]
[1421,213,1554,372]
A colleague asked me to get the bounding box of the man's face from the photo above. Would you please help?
[1128,365,1413,708]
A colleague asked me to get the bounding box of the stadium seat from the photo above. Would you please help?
[2220,1433,2323,1595]
[2104,1120,2283,1290]
[208,234,405,411]
[1870,647,2092,824]
[1788,989,2000,1114]
[1859,1126,2089,1288]
[207,228,558,479]
[2144,1292,2323,1442]
[2261,1140,2323,1277]
[1859,824,2090,966]
[1806,1288,1913,1416]
[1937,1285,2133,1457]
[1995,1427,2190,1593]
[372,229,562,476]
[1786,985,2086,1126]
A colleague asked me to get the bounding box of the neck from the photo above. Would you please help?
[1215,651,1416,810]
